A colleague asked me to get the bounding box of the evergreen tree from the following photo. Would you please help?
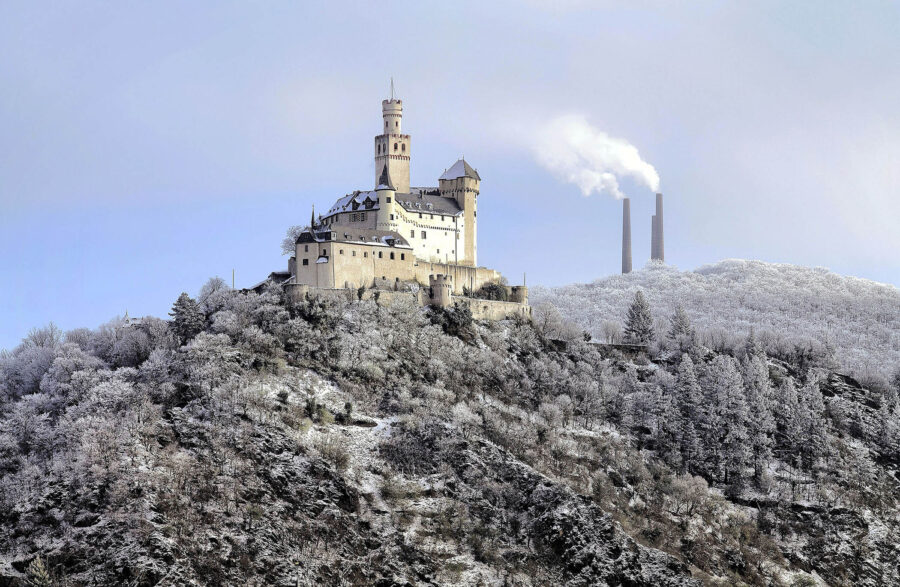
[652,382,681,470]
[741,355,775,481]
[675,355,703,474]
[169,292,206,345]
[623,290,654,344]
[773,376,800,455]
[702,355,750,492]
[745,327,764,359]
[796,380,829,469]
[668,305,693,340]
[25,556,52,587]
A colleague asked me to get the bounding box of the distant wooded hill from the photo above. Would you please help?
[532,259,900,383]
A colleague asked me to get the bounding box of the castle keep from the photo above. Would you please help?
[259,91,529,320]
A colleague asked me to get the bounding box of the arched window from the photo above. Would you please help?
[394,143,398,151]
[401,143,406,152]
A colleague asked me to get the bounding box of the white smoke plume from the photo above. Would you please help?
[534,114,660,199]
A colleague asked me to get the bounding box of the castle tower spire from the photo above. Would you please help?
[374,87,410,193]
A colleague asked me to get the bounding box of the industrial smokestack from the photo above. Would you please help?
[651,215,658,260]
[655,192,664,262]
[622,198,632,274]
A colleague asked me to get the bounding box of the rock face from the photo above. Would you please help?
[388,427,701,587]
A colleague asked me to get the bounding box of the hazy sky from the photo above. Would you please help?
[2,1,899,350]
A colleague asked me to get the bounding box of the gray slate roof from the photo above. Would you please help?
[439,159,481,181]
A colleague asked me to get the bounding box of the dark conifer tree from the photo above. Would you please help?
[169,292,206,345]
[675,355,703,474]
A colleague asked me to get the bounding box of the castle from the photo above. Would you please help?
[257,91,529,320]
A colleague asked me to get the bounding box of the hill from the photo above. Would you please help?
[532,259,900,383]
[1,280,898,585]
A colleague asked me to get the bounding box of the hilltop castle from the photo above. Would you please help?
[258,91,529,320]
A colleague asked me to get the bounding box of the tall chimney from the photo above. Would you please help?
[622,198,632,274]
[651,215,658,260]
[655,192,664,262]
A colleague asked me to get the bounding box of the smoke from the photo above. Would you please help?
[533,114,660,199]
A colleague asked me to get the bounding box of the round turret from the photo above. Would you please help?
[382,99,402,134]
[429,274,453,308]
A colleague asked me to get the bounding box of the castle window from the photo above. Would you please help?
[386,197,391,203]
[302,259,309,266]
[322,249,326,255]
[340,249,344,255]
[421,231,426,239]
[394,121,398,127]
[394,143,398,151]
[378,252,383,258]
[390,214,394,220]
[430,214,434,219]
[352,251,356,257]
[401,143,405,152]
[418,213,422,219]
[364,252,368,258]
[390,252,395,260]
[304,245,309,252]
[410,230,415,238]
[401,253,405,260]
[437,249,440,254]
[385,121,387,129]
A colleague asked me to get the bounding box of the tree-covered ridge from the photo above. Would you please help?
[0,278,898,585]
[532,259,900,385]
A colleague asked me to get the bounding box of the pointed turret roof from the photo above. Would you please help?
[376,165,395,190]
[439,158,480,181]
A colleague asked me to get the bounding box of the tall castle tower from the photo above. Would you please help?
[374,85,410,193]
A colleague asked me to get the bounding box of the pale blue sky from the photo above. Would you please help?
[2,1,899,350]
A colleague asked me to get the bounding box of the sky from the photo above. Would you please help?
[2,1,899,350]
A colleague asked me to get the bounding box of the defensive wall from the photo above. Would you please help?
[283,274,530,321]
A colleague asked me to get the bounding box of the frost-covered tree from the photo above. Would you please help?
[773,377,800,453]
[668,305,693,340]
[741,355,775,480]
[169,293,206,345]
[623,290,654,344]
[675,355,703,474]
[701,355,750,492]
[198,276,232,317]
[795,380,829,468]
[281,225,305,255]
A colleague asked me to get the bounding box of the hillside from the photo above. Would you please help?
[532,260,900,383]
[1,279,899,586]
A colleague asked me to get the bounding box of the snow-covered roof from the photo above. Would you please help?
[327,191,379,215]
[439,158,481,181]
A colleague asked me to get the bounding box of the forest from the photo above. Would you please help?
[1,270,898,586]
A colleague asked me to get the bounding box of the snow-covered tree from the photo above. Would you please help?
[675,355,703,474]
[741,355,775,480]
[623,290,654,344]
[281,225,305,256]
[198,276,232,316]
